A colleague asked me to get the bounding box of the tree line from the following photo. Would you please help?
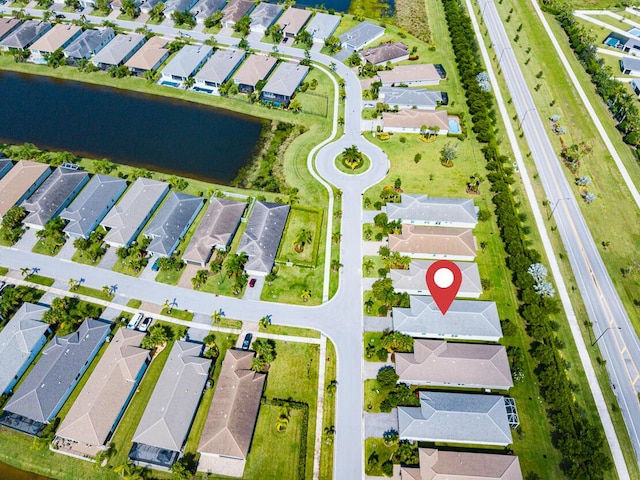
[442,0,611,477]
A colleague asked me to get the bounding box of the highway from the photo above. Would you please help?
[478,0,640,467]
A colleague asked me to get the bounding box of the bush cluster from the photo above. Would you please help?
[442,0,611,477]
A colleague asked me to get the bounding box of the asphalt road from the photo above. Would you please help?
[0,8,392,479]
[479,0,640,466]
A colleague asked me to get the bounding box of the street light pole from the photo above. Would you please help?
[547,197,570,220]
[591,327,622,347]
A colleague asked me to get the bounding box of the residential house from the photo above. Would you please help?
[125,36,170,75]
[233,54,277,93]
[164,0,198,16]
[390,259,482,298]
[92,33,145,70]
[0,20,51,52]
[388,225,477,260]
[182,197,246,267]
[305,12,340,43]
[0,160,51,219]
[237,200,290,276]
[621,55,640,75]
[63,28,115,64]
[144,192,204,257]
[0,18,22,43]
[221,0,255,29]
[55,329,150,456]
[384,194,479,228]
[339,21,384,51]
[377,64,446,86]
[193,0,226,25]
[29,24,82,64]
[140,0,163,14]
[398,391,514,446]
[160,44,213,87]
[194,48,245,95]
[60,174,127,239]
[400,448,522,480]
[377,87,447,110]
[101,177,169,248]
[632,78,640,97]
[249,2,283,34]
[278,7,311,39]
[0,303,49,396]
[260,61,309,107]
[129,341,211,468]
[0,158,13,180]
[21,165,89,230]
[622,36,640,56]
[0,319,111,435]
[197,349,266,477]
[382,110,456,134]
[392,296,503,342]
[395,339,513,390]
[361,42,409,65]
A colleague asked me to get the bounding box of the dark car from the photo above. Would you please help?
[138,316,153,332]
[55,13,65,18]
[242,333,252,350]
[249,278,256,288]
[151,259,160,271]
[282,37,288,43]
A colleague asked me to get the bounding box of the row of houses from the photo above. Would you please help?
[0,159,289,276]
[372,193,521,478]
[0,301,266,477]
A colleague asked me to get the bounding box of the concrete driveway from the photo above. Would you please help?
[13,228,39,252]
[364,411,398,438]
[56,240,77,261]
[242,276,264,300]
[97,248,118,270]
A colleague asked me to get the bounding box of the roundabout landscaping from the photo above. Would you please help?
[334,146,372,175]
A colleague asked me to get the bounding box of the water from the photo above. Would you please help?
[0,461,51,480]
[0,70,264,184]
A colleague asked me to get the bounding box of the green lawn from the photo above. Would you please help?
[364,378,393,413]
[0,266,8,275]
[362,255,386,277]
[155,264,187,285]
[26,274,55,287]
[335,151,371,174]
[277,206,323,266]
[319,339,337,480]
[364,437,396,477]
[32,237,64,257]
[258,323,321,338]
[74,285,114,302]
[160,306,194,321]
[126,299,142,309]
[261,264,324,305]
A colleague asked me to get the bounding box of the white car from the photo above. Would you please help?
[127,312,143,330]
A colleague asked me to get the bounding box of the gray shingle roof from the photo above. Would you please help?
[0,159,13,180]
[21,166,89,228]
[144,191,204,257]
[101,177,169,248]
[339,21,384,50]
[132,341,211,452]
[164,0,197,15]
[0,303,49,395]
[237,201,289,275]
[4,318,111,423]
[222,0,254,26]
[56,329,149,447]
[60,174,127,238]
[390,259,482,298]
[392,296,503,342]
[384,194,478,227]
[249,2,283,31]
[621,55,640,72]
[0,20,51,49]
[194,0,226,23]
[92,33,145,67]
[195,48,245,85]
[398,391,513,446]
[182,197,246,266]
[162,44,213,79]
[361,42,409,65]
[63,28,115,60]
[261,62,309,98]
[305,12,340,41]
[379,87,443,109]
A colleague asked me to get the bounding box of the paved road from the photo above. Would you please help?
[0,8,392,479]
[479,0,640,469]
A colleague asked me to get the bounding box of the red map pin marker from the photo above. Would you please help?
[426,260,462,315]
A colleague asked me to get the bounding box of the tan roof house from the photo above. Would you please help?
[125,36,170,74]
[278,7,312,38]
[401,448,523,480]
[197,349,266,477]
[233,54,278,93]
[361,42,409,65]
[55,329,149,456]
[377,63,446,86]
[395,339,513,390]
[222,0,255,29]
[0,18,22,42]
[29,24,82,64]
[0,160,51,219]
[388,225,477,261]
[382,110,454,134]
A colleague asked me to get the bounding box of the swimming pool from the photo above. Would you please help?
[449,119,461,134]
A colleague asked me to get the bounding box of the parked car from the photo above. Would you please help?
[151,259,160,271]
[55,13,65,18]
[138,316,153,332]
[249,278,256,288]
[283,37,288,43]
[241,333,252,350]
[127,312,144,330]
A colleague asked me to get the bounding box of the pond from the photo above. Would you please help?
[0,460,51,480]
[0,70,264,184]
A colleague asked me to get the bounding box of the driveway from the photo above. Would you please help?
[364,411,398,438]
[364,316,392,332]
[188,312,213,342]
[97,248,118,270]
[242,276,264,300]
[362,241,385,255]
[13,228,39,252]
[363,361,392,380]
[361,210,381,224]
[56,240,77,261]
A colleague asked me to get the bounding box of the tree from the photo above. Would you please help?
[265,271,277,285]
[301,289,312,302]
[268,23,283,44]
[172,10,196,28]
[141,324,172,350]
[121,0,139,17]
[143,69,160,83]
[64,0,80,9]
[94,0,111,13]
[204,11,223,28]
[234,14,251,37]
[46,48,66,68]
[295,29,313,48]
[331,259,342,273]
[191,269,209,289]
[253,338,276,362]
[326,379,338,395]
[149,2,165,22]
[0,205,26,244]
[293,228,313,252]
[36,0,53,7]
[259,315,270,330]
[440,142,458,166]
[332,231,341,245]
[323,425,336,444]
[114,462,144,480]
[324,36,341,54]
[170,457,193,480]
[376,365,399,388]
[342,145,363,170]
[364,297,375,314]
[347,51,362,67]
[414,153,422,164]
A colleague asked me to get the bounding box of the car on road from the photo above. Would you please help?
[283,37,288,43]
[241,333,252,350]
[249,278,256,288]
[55,14,65,18]
[127,312,143,330]
[138,316,153,332]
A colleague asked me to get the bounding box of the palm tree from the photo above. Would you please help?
[265,271,277,286]
[324,425,336,445]
[183,77,195,89]
[364,298,375,314]
[192,269,208,289]
[114,462,143,480]
[259,315,270,330]
[331,260,342,273]
[342,145,363,170]
[326,379,338,395]
[102,285,112,297]
[301,289,312,303]
[293,228,313,253]
[68,278,79,291]
[163,299,172,314]
[211,309,224,324]
[332,232,341,245]
[363,259,375,275]
[20,267,32,278]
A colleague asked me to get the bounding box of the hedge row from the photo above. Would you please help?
[441,0,611,478]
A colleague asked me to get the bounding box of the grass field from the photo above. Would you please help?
[277,206,323,266]
[74,285,114,301]
[26,274,55,287]
[320,339,337,479]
